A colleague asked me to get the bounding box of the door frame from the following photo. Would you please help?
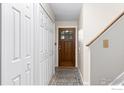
[56,26,78,67]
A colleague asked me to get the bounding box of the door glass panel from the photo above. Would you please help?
[65,31,68,39]
[60,30,73,40]
[60,31,65,39]
[61,31,65,35]
[68,31,73,39]
[61,35,65,39]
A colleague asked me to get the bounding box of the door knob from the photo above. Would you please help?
[59,46,61,50]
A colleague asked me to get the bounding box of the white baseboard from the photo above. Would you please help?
[78,68,83,84]
[78,68,91,85]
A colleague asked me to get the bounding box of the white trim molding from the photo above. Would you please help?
[78,68,83,84]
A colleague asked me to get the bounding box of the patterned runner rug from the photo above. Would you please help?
[49,67,83,85]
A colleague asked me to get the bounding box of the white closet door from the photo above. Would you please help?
[33,4,55,85]
[1,4,33,85]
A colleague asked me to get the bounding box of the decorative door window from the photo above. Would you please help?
[60,30,73,40]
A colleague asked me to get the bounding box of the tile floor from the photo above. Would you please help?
[49,67,83,85]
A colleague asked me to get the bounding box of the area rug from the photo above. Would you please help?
[49,67,83,85]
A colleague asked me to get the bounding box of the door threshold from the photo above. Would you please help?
[55,66,76,69]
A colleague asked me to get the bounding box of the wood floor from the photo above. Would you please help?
[49,67,83,85]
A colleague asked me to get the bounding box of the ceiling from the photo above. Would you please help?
[49,3,82,21]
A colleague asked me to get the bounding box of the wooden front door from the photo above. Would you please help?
[59,28,75,67]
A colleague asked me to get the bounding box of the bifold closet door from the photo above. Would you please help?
[33,4,55,85]
[1,4,33,85]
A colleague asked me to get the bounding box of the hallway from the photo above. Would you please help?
[1,3,124,86]
[49,68,83,85]
[0,3,83,85]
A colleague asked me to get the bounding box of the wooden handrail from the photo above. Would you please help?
[86,11,124,46]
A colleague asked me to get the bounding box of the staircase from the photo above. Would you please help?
[86,11,124,85]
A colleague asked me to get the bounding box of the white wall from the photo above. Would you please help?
[41,3,55,22]
[77,6,83,82]
[90,15,124,85]
[83,3,124,85]
[0,4,1,85]
[83,4,124,42]
[55,21,78,67]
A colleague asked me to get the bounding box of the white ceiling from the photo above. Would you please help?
[49,3,82,21]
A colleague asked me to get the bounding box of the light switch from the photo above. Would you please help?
[103,40,109,48]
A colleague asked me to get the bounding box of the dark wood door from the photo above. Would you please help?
[59,28,75,67]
